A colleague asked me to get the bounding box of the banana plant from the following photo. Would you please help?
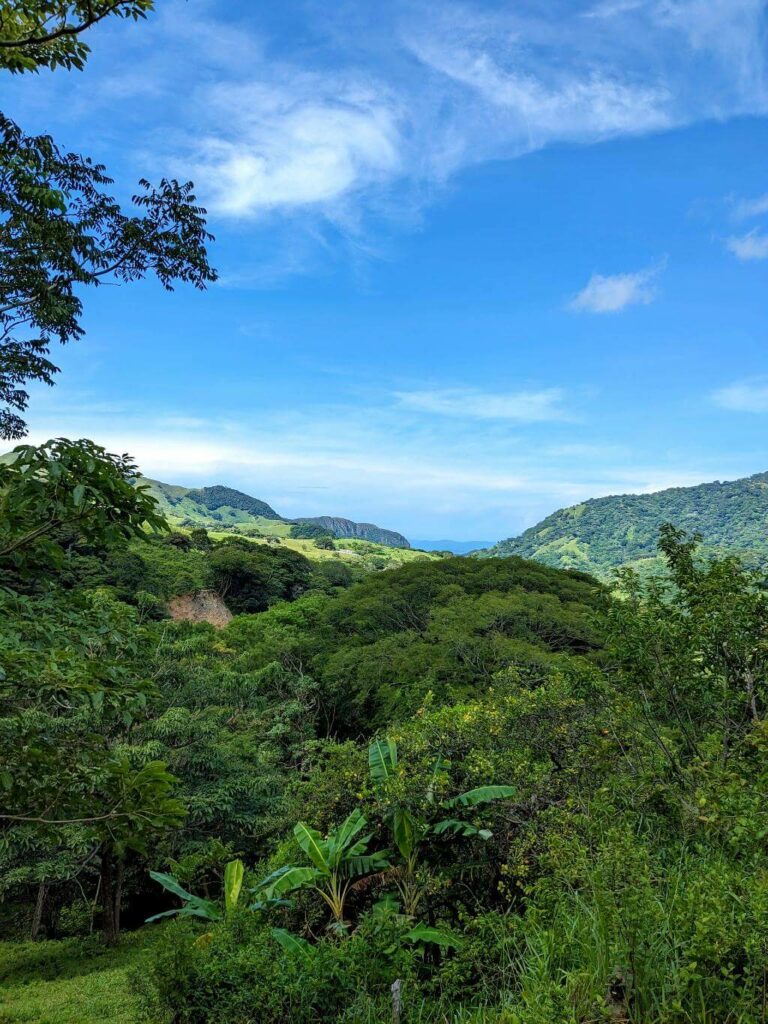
[146,858,244,924]
[369,738,515,915]
[255,808,390,931]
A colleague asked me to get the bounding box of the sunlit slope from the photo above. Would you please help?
[481,471,768,577]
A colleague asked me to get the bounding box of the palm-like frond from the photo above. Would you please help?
[443,785,516,809]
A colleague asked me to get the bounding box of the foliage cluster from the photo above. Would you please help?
[485,470,768,578]
[5,442,768,1024]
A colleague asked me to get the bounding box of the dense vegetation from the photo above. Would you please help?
[482,470,768,578]
[4,437,768,1023]
[142,477,412,548]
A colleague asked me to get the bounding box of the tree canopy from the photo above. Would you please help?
[0,1,154,72]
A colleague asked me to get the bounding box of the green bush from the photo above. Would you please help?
[144,909,420,1024]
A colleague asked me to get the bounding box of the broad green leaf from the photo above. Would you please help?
[294,822,329,872]
[346,831,376,859]
[264,865,317,897]
[329,808,367,858]
[394,809,419,860]
[443,785,516,809]
[404,924,463,949]
[271,928,317,960]
[431,818,484,838]
[180,898,222,922]
[224,859,244,916]
[251,864,295,893]
[145,908,184,923]
[250,897,293,913]
[147,897,221,923]
[368,737,397,785]
[149,870,195,903]
[343,850,391,878]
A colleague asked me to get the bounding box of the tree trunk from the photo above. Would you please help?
[100,847,122,945]
[30,880,47,939]
[114,857,124,938]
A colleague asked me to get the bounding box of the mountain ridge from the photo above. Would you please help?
[141,478,411,548]
[479,470,768,576]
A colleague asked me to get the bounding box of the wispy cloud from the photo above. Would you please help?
[395,387,569,422]
[20,385,747,538]
[402,0,768,180]
[732,193,768,219]
[583,0,648,19]
[8,0,765,276]
[725,229,768,261]
[191,77,402,217]
[112,0,768,234]
[568,263,662,313]
[713,380,768,412]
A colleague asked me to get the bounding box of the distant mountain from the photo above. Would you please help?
[141,479,411,548]
[295,515,409,547]
[412,539,496,555]
[480,471,768,577]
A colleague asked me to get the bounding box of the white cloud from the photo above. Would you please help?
[713,381,768,412]
[121,0,768,233]
[725,229,768,261]
[13,0,766,251]
[21,389,747,538]
[406,37,673,151]
[403,0,768,179]
[395,387,569,422]
[192,79,402,217]
[733,193,768,219]
[568,263,661,313]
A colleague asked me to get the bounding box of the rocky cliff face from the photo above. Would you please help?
[295,516,410,548]
[168,589,233,628]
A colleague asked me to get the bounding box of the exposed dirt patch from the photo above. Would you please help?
[168,589,233,628]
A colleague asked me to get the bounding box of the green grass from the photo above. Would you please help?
[206,530,442,567]
[0,931,157,1024]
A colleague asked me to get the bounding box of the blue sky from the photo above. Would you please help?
[5,0,768,540]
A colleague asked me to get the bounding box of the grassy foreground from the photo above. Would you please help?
[0,932,156,1024]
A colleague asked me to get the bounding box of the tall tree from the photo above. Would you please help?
[0,0,217,438]
[0,438,183,942]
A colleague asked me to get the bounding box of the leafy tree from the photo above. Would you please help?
[608,524,768,770]
[0,0,154,72]
[0,437,166,575]
[0,115,216,438]
[291,523,334,540]
[209,543,312,614]
[0,585,184,942]
[0,438,182,942]
[190,527,212,551]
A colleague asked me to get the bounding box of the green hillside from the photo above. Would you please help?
[481,470,768,577]
[140,478,411,548]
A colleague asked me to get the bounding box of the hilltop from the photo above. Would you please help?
[141,478,411,548]
[480,470,768,577]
